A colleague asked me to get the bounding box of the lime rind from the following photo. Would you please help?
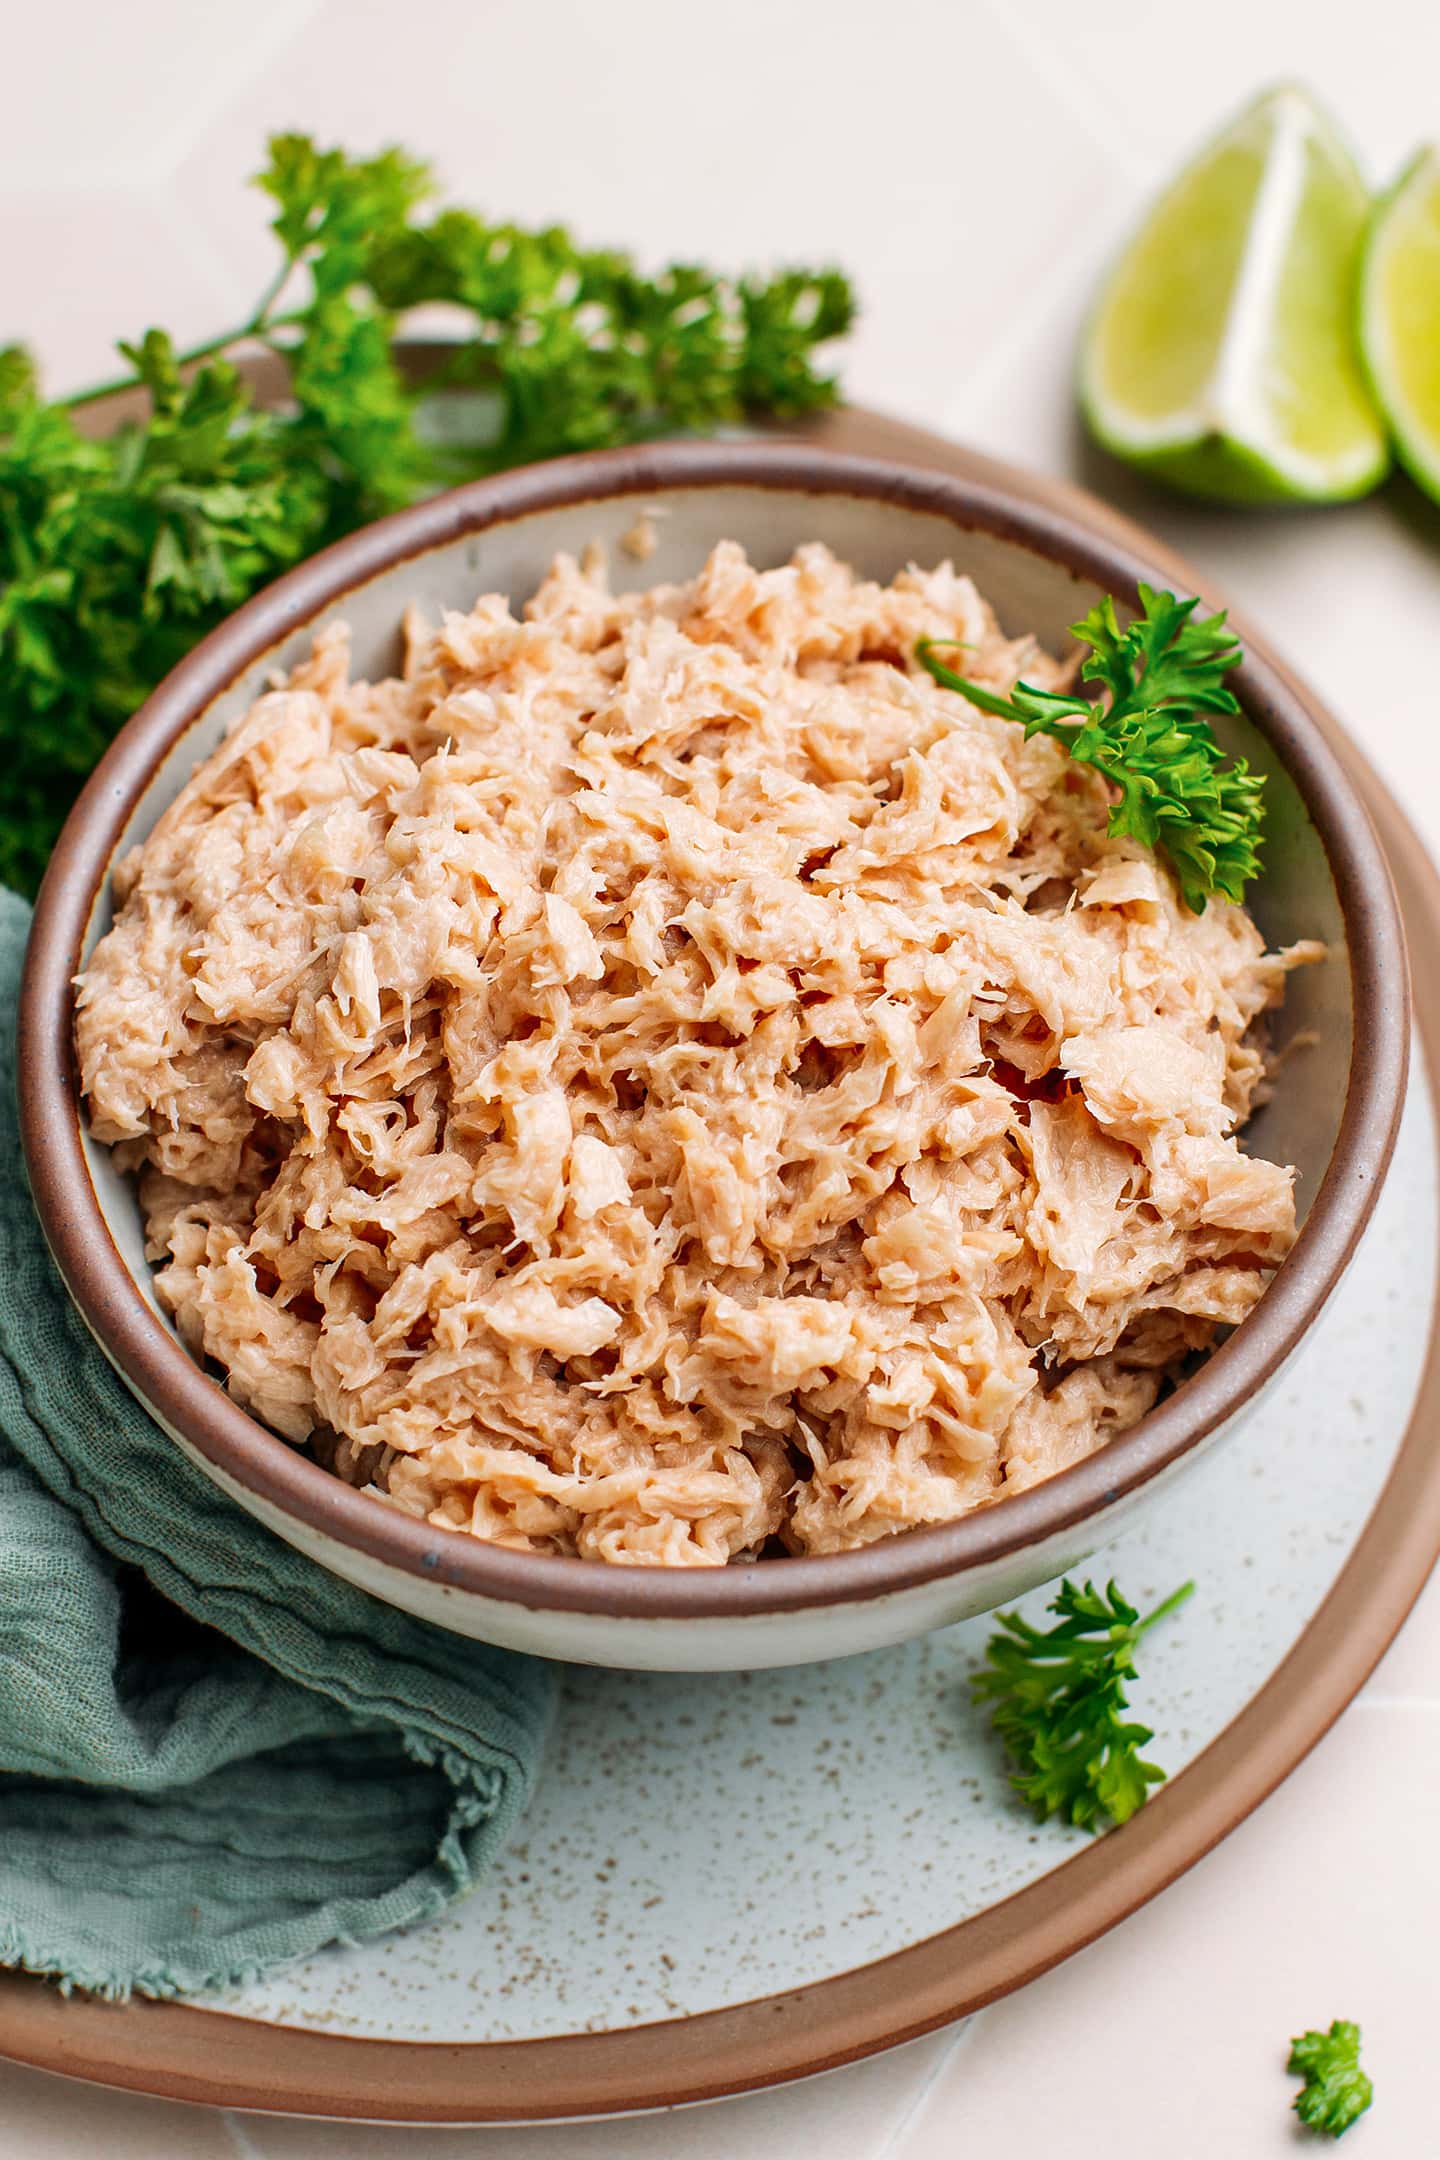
[1080,85,1390,506]
[1359,146,1440,507]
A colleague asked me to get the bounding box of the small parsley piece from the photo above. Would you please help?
[973,1576,1193,1831]
[916,583,1265,913]
[1288,2021,1374,2138]
[0,135,854,895]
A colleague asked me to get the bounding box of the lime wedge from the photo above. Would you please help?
[1359,147,1440,505]
[1080,86,1390,504]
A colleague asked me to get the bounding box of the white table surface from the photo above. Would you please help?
[4,1,1439,2150]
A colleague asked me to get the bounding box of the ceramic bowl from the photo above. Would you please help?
[18,442,1408,1671]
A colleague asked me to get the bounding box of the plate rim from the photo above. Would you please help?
[4,413,1438,2124]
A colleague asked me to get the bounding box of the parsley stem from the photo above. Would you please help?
[1136,1579,1196,1634]
[60,260,300,413]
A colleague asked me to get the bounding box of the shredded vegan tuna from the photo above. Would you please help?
[75,544,1321,1566]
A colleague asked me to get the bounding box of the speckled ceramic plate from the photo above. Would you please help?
[5,420,1440,2124]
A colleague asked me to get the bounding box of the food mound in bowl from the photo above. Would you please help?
[76,542,1319,1567]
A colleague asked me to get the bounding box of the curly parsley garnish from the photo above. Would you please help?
[973,1576,1194,1832]
[917,583,1266,913]
[0,134,853,895]
[1288,2020,1374,2139]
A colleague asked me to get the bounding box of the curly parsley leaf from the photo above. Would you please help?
[1288,2020,1374,2138]
[972,1577,1194,1832]
[258,133,430,291]
[916,583,1265,914]
[0,135,854,895]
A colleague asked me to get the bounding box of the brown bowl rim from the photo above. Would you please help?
[17,439,1409,1623]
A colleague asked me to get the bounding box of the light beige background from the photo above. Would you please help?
[4,0,1440,2151]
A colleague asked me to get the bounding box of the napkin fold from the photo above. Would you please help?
[0,888,556,2000]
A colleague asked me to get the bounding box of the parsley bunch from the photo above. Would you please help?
[973,1576,1194,1831]
[917,583,1266,913]
[1289,2020,1374,2138]
[0,135,854,895]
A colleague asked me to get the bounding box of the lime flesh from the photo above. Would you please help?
[1360,147,1440,505]
[1081,86,1390,504]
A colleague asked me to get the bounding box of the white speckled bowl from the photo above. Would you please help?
[18,442,1407,1670]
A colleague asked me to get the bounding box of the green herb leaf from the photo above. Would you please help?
[257,134,431,289]
[0,132,854,896]
[916,583,1265,913]
[0,345,37,420]
[972,1577,1194,1832]
[1288,2020,1374,2138]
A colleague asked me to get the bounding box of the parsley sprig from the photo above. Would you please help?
[1289,2020,1374,2138]
[917,583,1266,913]
[0,135,853,895]
[973,1576,1194,1832]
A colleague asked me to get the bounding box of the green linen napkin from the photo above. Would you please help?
[0,888,556,2000]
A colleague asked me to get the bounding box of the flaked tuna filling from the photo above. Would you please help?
[75,543,1319,1566]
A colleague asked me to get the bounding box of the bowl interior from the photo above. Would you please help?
[79,481,1351,1330]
